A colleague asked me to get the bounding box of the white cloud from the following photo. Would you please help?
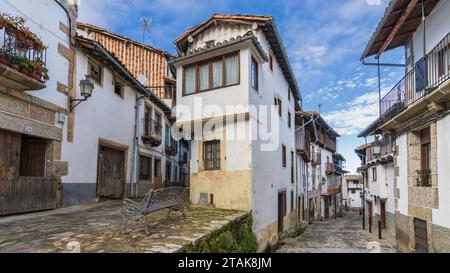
[323,91,381,136]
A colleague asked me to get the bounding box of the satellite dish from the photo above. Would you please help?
[137,74,149,86]
[188,36,194,43]
[252,23,258,30]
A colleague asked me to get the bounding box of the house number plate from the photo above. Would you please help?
[24,126,33,133]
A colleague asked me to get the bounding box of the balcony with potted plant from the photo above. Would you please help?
[0,13,48,91]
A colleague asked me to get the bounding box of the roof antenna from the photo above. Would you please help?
[141,18,152,44]
[318,103,322,114]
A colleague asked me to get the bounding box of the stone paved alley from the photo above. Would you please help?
[277,212,397,253]
[0,201,245,253]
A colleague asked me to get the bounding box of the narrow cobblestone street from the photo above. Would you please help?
[0,201,246,253]
[277,212,397,253]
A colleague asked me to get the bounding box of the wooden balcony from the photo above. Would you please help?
[311,152,321,166]
[317,132,337,152]
[326,163,336,175]
[296,129,311,162]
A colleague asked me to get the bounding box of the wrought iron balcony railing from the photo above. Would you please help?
[417,169,432,187]
[380,32,450,120]
[0,19,48,83]
[142,118,162,146]
[165,137,178,156]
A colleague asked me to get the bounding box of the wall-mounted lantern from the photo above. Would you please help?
[70,75,94,112]
[372,136,382,156]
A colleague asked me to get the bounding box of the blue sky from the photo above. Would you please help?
[79,0,405,174]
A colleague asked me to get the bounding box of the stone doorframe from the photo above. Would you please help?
[406,122,438,253]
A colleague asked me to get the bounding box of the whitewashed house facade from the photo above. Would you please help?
[360,0,450,252]
[170,14,302,251]
[296,112,341,221]
[342,175,363,210]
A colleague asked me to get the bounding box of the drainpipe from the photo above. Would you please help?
[130,96,142,197]
[53,0,75,46]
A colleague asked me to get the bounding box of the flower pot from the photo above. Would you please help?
[0,56,9,65]
[33,71,41,81]
[5,24,15,35]
[33,42,43,51]
[19,67,29,75]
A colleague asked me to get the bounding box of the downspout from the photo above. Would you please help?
[130,96,142,197]
[54,0,75,46]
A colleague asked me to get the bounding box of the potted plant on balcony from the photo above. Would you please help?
[0,14,6,29]
[15,55,32,76]
[30,60,49,82]
[9,55,21,70]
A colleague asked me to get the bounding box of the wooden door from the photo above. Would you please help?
[154,158,162,189]
[309,198,314,221]
[368,201,373,230]
[278,192,286,232]
[380,201,387,229]
[97,146,125,199]
[0,130,21,215]
[298,196,302,221]
[0,130,56,216]
[324,196,330,219]
[414,218,429,253]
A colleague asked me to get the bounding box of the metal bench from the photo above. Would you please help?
[121,187,189,235]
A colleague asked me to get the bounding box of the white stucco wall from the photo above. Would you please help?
[175,47,251,124]
[433,114,450,228]
[348,189,362,208]
[1,0,71,110]
[175,24,298,233]
[396,133,409,216]
[250,28,296,232]
[385,163,396,214]
[411,0,450,64]
[61,50,136,185]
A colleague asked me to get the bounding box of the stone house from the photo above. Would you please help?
[0,0,188,212]
[341,175,363,211]
[355,136,396,237]
[296,112,342,222]
[359,0,450,252]
[76,23,190,199]
[0,0,77,215]
[169,14,302,251]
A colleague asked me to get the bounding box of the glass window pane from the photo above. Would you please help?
[212,59,223,88]
[226,54,239,85]
[185,66,196,94]
[251,58,257,90]
[199,63,209,90]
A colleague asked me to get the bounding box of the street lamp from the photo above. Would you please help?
[372,136,382,156]
[70,75,94,112]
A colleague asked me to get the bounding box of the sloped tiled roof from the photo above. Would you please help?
[361,0,440,59]
[171,31,268,63]
[77,23,175,101]
[75,36,172,115]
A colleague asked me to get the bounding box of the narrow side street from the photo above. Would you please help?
[277,212,397,253]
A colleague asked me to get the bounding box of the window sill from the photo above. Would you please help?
[183,83,240,97]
